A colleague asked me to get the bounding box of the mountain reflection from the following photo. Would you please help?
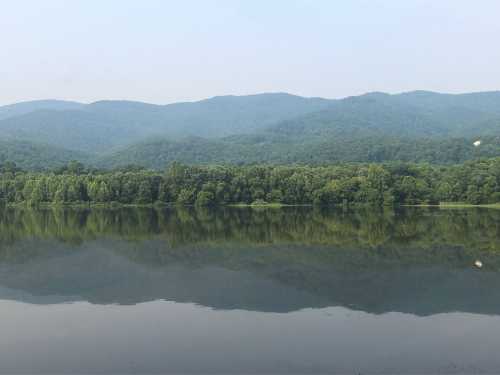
[0,206,500,315]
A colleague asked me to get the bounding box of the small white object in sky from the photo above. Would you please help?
[474,260,483,268]
[473,140,481,147]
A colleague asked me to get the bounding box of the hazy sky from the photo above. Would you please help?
[1,0,499,105]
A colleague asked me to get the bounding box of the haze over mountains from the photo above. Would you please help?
[1,91,500,170]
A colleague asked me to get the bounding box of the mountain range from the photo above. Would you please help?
[1,91,500,170]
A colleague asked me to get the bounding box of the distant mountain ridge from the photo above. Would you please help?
[0,100,85,120]
[1,90,500,169]
[0,93,331,152]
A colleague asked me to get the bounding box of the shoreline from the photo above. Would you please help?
[405,203,500,209]
[3,202,500,209]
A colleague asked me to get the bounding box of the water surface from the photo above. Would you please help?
[1,207,500,373]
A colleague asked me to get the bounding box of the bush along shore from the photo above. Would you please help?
[0,159,499,207]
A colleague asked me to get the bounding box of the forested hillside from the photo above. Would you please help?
[1,91,500,169]
[95,135,500,169]
[0,139,90,170]
[0,93,330,152]
[267,91,500,139]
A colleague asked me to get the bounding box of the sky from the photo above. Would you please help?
[1,0,499,105]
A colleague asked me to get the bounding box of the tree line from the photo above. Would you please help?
[0,158,499,206]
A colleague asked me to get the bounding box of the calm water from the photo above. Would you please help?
[1,206,500,374]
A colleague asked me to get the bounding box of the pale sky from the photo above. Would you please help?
[1,0,499,105]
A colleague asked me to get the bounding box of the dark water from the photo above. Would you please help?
[1,206,500,374]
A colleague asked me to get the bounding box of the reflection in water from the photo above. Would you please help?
[2,207,500,373]
[0,206,499,315]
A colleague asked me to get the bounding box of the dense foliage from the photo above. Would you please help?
[1,158,499,206]
[96,135,500,169]
[2,135,500,171]
[0,139,90,170]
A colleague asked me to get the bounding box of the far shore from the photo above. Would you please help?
[3,202,500,209]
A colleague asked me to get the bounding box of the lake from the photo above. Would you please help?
[1,206,500,374]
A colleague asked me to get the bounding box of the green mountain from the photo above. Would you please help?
[0,93,330,153]
[1,91,500,169]
[0,110,136,153]
[266,91,500,140]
